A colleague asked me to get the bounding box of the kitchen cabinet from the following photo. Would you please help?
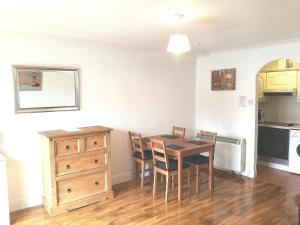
[266,71,297,90]
[258,72,266,102]
[258,127,289,160]
[297,71,300,100]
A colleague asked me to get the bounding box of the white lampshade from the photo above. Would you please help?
[167,34,191,54]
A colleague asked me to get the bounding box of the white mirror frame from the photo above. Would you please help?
[13,66,80,113]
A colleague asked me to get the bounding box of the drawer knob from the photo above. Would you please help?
[66,165,71,169]
[94,159,98,164]
[67,188,72,193]
[66,145,70,150]
[94,141,98,145]
[95,181,99,185]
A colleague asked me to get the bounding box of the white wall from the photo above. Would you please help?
[0,32,196,211]
[195,41,300,178]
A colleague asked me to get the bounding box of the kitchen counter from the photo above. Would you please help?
[259,122,300,130]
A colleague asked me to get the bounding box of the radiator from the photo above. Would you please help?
[197,134,246,173]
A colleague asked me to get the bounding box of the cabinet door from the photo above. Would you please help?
[258,127,289,160]
[297,71,300,100]
[266,71,297,90]
[258,73,266,102]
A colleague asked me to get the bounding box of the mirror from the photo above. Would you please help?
[13,66,80,113]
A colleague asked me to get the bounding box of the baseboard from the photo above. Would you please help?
[258,160,290,172]
[9,196,42,212]
[112,172,132,185]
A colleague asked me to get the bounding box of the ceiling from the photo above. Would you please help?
[1,0,300,53]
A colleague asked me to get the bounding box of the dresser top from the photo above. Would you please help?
[39,125,113,138]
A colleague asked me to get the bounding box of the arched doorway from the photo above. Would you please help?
[255,58,300,177]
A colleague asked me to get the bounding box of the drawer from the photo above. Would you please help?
[56,153,106,176]
[57,171,106,205]
[55,139,79,156]
[86,134,106,151]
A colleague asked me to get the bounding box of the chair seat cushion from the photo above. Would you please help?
[156,158,189,171]
[133,148,152,160]
[183,154,209,165]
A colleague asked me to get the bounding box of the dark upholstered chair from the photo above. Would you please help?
[129,131,153,187]
[183,130,217,193]
[172,126,186,138]
[150,138,190,202]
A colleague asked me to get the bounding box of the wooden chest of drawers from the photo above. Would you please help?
[39,126,113,215]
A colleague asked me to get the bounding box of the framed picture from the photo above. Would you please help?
[18,70,43,91]
[211,68,236,90]
[13,66,80,113]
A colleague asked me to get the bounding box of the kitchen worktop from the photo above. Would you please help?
[258,121,300,130]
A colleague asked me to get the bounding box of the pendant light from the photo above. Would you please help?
[167,14,191,54]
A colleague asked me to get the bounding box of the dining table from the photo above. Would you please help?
[143,134,215,202]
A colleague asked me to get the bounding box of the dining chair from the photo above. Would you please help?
[150,138,190,202]
[183,130,217,193]
[172,126,186,138]
[128,131,153,188]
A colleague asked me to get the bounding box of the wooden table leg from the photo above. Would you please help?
[208,148,214,192]
[178,155,182,201]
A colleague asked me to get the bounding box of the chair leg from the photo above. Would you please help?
[141,161,145,188]
[153,167,157,197]
[165,173,169,203]
[196,166,200,194]
[135,163,139,182]
[160,174,164,183]
[133,161,136,181]
[148,163,153,176]
[171,175,175,190]
[187,168,190,195]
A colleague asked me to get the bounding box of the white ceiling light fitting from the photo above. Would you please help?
[167,14,191,54]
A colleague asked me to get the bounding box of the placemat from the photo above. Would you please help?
[161,135,178,139]
[187,140,201,145]
[166,144,184,150]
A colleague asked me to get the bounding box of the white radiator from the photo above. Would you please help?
[198,134,246,173]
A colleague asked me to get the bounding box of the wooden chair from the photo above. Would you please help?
[183,130,217,193]
[150,138,190,202]
[172,126,186,138]
[129,131,153,187]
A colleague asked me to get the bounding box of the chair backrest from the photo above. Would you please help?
[150,138,169,170]
[199,130,217,144]
[199,130,217,159]
[172,126,186,138]
[128,131,145,159]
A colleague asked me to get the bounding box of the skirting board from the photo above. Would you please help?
[112,172,132,185]
[257,160,289,172]
[9,172,132,212]
[9,195,42,212]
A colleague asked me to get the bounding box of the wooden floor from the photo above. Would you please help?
[11,166,300,225]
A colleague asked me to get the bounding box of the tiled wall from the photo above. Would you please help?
[259,96,300,123]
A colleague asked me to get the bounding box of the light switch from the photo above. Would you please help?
[248,99,254,105]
